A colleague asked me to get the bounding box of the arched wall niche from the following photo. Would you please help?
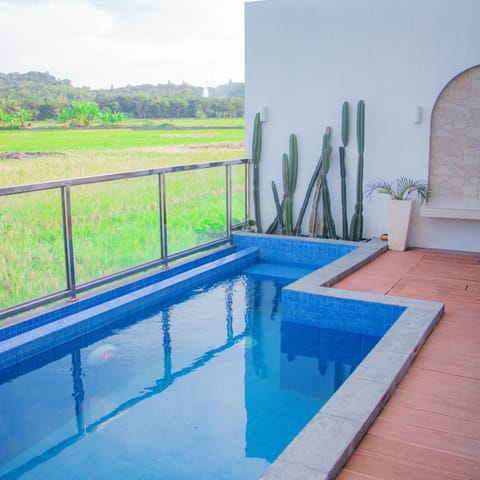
[429,65,480,207]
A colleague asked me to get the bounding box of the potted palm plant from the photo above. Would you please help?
[366,177,430,251]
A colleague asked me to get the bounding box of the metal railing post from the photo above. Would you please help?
[158,173,168,264]
[245,161,251,224]
[226,165,232,238]
[61,186,77,299]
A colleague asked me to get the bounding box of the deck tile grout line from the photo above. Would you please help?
[348,448,473,480]
[408,371,480,382]
[393,378,480,398]
[341,466,380,480]
[341,466,384,480]
[387,398,480,424]
[352,447,465,465]
[415,366,480,381]
[371,416,480,441]
[359,432,480,466]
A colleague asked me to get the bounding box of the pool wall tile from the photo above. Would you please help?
[232,232,357,268]
[281,290,406,337]
[16,349,56,377]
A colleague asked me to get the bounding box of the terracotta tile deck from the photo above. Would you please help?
[333,248,480,480]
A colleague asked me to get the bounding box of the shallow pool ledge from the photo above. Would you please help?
[261,283,444,480]
[232,232,387,284]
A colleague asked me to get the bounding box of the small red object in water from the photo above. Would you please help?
[101,352,113,360]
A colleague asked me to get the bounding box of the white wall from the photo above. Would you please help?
[245,0,480,252]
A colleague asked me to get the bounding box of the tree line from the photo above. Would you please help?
[0,71,244,123]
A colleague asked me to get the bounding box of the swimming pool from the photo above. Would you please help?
[0,233,444,479]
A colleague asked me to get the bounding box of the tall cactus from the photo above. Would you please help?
[286,134,298,235]
[282,153,294,235]
[289,133,298,200]
[309,127,334,237]
[252,112,262,232]
[271,134,298,236]
[349,100,365,241]
[339,101,350,240]
[271,181,285,233]
[319,128,336,239]
[293,153,323,236]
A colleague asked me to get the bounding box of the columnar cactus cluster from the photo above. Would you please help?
[255,99,366,240]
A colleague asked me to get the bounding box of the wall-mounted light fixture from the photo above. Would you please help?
[260,106,269,122]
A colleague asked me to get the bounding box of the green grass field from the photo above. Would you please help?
[0,120,247,311]
[0,126,244,153]
[29,117,245,130]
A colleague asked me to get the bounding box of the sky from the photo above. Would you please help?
[0,0,249,89]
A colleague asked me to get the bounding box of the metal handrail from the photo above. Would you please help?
[0,159,248,196]
[0,158,250,319]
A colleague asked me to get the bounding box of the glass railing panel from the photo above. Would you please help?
[0,190,65,309]
[71,176,160,285]
[231,163,247,226]
[165,167,227,255]
[0,159,248,318]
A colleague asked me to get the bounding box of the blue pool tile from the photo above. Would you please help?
[0,361,17,379]
[16,348,56,376]
[51,326,84,345]
[282,290,405,337]
[16,339,54,363]
[0,348,17,370]
[232,233,356,269]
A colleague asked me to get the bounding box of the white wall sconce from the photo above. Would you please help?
[260,106,269,122]
[414,106,423,124]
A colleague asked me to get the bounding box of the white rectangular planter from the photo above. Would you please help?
[388,199,414,251]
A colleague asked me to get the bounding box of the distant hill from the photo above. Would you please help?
[0,71,244,120]
[207,81,244,98]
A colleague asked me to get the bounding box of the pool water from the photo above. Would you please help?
[0,264,382,480]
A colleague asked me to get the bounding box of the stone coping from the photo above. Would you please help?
[261,261,444,479]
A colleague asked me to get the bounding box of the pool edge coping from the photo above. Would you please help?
[257,238,444,480]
